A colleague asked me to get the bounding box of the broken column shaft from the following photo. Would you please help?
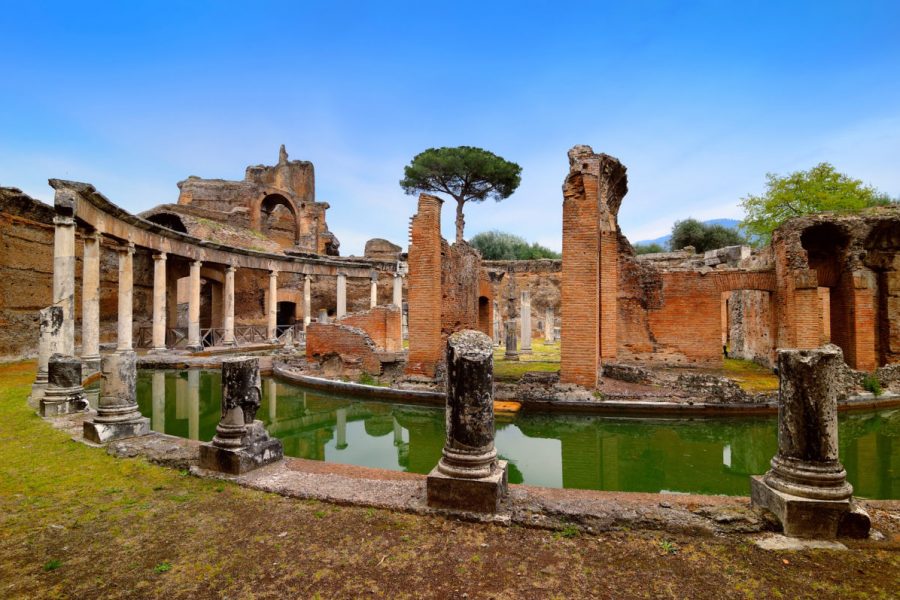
[40,354,88,417]
[83,351,150,443]
[427,330,508,513]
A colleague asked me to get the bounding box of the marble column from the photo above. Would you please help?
[40,355,88,417]
[520,290,532,354]
[370,273,378,308]
[151,370,166,433]
[544,307,555,342]
[116,243,135,353]
[336,407,348,449]
[267,378,277,422]
[187,260,202,351]
[268,269,278,342]
[393,273,403,307]
[223,265,236,346]
[31,306,64,402]
[83,351,149,443]
[303,275,312,328]
[336,272,347,318]
[150,252,168,353]
[317,309,329,324]
[53,214,77,356]
[81,232,101,371]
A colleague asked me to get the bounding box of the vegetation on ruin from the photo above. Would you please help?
[669,218,748,253]
[740,163,895,245]
[863,373,883,397]
[722,358,780,392]
[633,242,666,255]
[469,230,560,260]
[400,146,522,244]
[2,360,899,598]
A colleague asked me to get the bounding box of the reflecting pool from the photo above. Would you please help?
[136,370,900,499]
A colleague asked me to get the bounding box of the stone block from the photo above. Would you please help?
[199,421,284,475]
[427,460,508,513]
[83,417,150,444]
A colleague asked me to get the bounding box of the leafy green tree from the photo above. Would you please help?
[400,146,522,243]
[740,162,893,245]
[470,230,560,260]
[633,242,665,255]
[670,219,746,253]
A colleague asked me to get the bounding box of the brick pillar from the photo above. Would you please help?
[792,270,821,348]
[405,194,444,377]
[599,230,618,360]
[849,270,877,371]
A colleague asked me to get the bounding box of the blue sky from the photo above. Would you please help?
[2,1,899,254]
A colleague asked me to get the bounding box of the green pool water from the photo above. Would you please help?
[134,370,900,499]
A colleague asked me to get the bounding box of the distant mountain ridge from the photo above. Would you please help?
[633,218,741,248]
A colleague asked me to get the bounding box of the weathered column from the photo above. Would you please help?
[493,300,501,345]
[318,309,329,324]
[81,232,102,372]
[751,345,869,538]
[188,368,200,441]
[199,356,284,474]
[504,320,519,361]
[187,259,202,351]
[427,330,508,513]
[116,243,135,353]
[52,214,77,357]
[31,306,65,403]
[393,273,403,307]
[151,370,166,433]
[223,265,236,346]
[370,272,378,308]
[83,351,150,443]
[303,275,312,327]
[150,252,168,353]
[336,407,348,449]
[40,354,88,417]
[267,378,277,422]
[268,269,278,343]
[520,290,532,355]
[336,272,347,318]
[544,307,555,342]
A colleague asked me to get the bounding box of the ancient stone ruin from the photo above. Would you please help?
[751,345,870,538]
[39,354,88,417]
[83,351,150,443]
[199,356,284,474]
[427,330,508,513]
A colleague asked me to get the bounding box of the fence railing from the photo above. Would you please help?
[135,324,306,349]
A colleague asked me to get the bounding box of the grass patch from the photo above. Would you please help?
[43,559,62,572]
[493,338,560,382]
[863,373,883,397]
[722,358,778,392]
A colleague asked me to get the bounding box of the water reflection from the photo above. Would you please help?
[135,371,900,499]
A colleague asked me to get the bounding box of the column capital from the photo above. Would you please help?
[84,230,103,243]
[191,258,202,268]
[226,264,237,274]
[118,241,135,255]
[269,269,279,278]
[153,251,167,261]
[53,215,75,227]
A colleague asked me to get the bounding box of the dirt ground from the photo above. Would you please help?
[1,360,898,599]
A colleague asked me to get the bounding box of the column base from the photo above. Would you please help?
[520,348,533,355]
[222,340,236,347]
[81,355,101,375]
[83,416,150,444]
[199,421,284,475]
[186,345,202,353]
[40,386,89,417]
[750,475,869,539]
[504,352,519,361]
[147,347,170,355]
[29,381,48,407]
[427,460,508,513]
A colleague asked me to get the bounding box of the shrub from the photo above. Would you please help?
[862,373,882,397]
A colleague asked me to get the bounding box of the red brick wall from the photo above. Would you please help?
[405,194,443,377]
[339,305,401,352]
[305,322,382,374]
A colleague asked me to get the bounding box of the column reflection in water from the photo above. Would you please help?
[175,374,188,420]
[267,378,277,423]
[188,369,199,441]
[393,417,403,446]
[151,370,166,433]
[336,408,348,450]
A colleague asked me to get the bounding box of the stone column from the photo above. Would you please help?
[199,356,284,474]
[336,272,347,318]
[81,232,101,371]
[188,368,200,441]
[150,252,168,353]
[31,306,64,402]
[151,370,166,433]
[317,309,329,324]
[187,260,202,351]
[223,265,236,346]
[336,407,348,449]
[267,378,277,422]
[751,345,869,538]
[303,275,312,328]
[427,330,507,513]
[40,354,88,417]
[83,351,150,443]
[267,269,278,343]
[370,272,378,308]
[493,300,501,345]
[544,307,555,342]
[116,243,135,353]
[52,215,77,356]
[393,273,403,307]
[520,290,532,355]
[504,320,518,361]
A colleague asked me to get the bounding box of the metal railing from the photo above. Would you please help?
[135,324,305,349]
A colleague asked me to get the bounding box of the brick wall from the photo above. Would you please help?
[405,194,443,377]
[305,322,382,374]
[339,305,402,352]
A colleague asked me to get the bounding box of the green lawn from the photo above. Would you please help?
[493,338,561,381]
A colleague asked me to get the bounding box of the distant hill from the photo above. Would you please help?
[634,218,741,249]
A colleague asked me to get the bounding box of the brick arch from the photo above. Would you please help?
[709,270,777,293]
[249,191,301,244]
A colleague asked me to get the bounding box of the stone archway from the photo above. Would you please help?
[251,192,301,246]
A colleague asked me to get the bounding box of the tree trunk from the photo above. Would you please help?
[455,199,466,244]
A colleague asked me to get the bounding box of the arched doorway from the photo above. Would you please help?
[146,212,188,234]
[277,301,297,336]
[258,193,300,247]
